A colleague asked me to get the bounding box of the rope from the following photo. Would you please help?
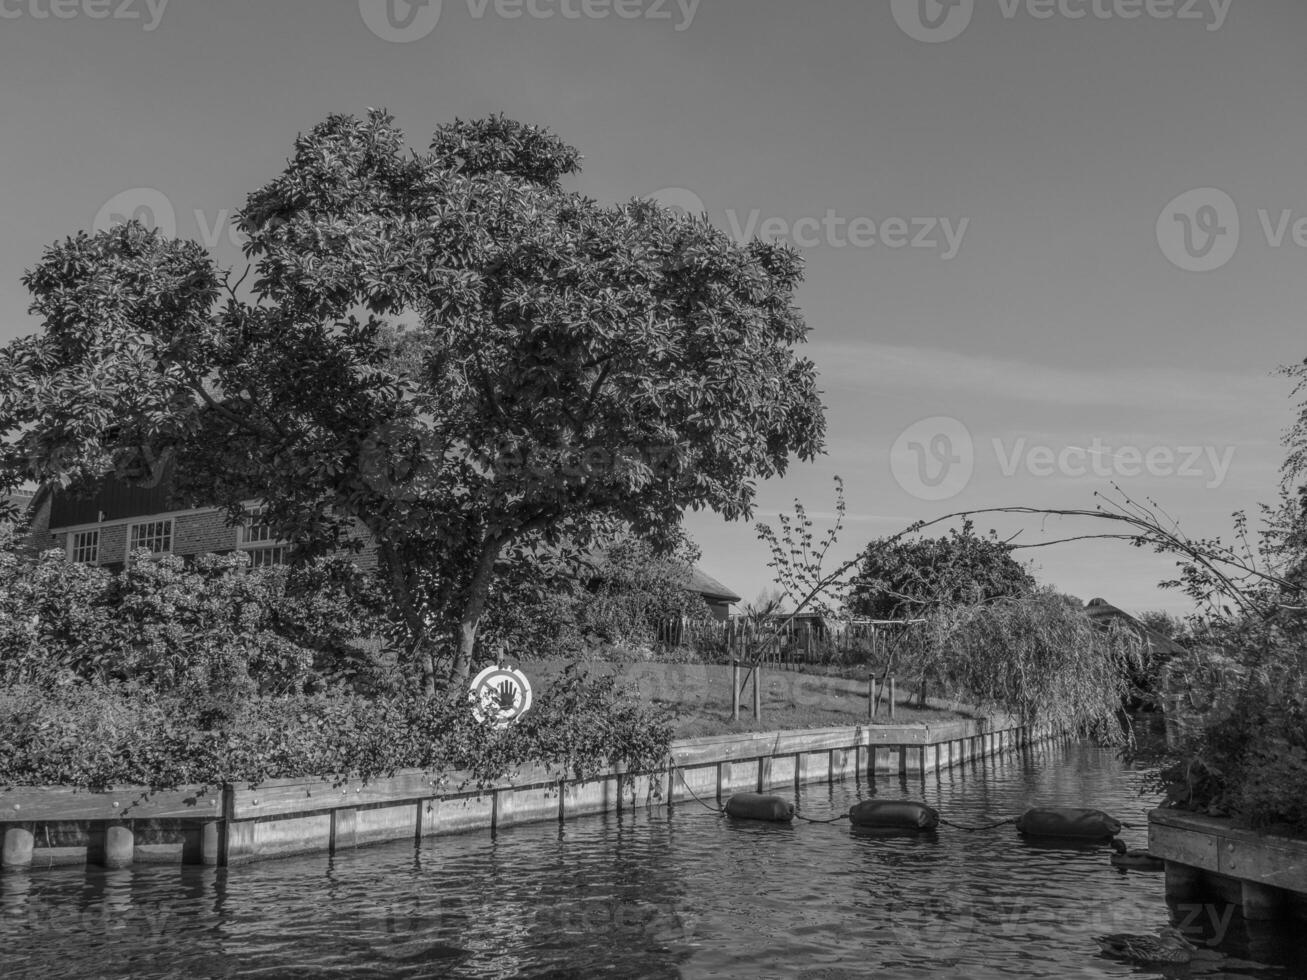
[670,763,725,814]
[937,816,1018,832]
[669,764,846,824]
[794,812,851,825]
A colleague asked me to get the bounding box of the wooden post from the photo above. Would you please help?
[1,826,34,870]
[90,823,134,869]
[752,666,761,720]
[889,676,896,721]
[868,677,876,720]
[731,661,741,721]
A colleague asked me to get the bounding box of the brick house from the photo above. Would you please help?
[25,467,374,574]
[25,473,736,614]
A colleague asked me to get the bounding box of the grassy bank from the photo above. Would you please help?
[522,659,978,738]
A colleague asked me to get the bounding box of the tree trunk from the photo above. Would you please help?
[448,535,504,687]
[380,540,439,695]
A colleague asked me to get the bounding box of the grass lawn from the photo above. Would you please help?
[521,658,979,738]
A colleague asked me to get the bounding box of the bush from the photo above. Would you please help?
[0,548,387,694]
[1151,619,1307,834]
[0,668,674,791]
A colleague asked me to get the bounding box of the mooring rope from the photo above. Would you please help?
[937,816,1019,832]
[793,812,852,825]
[669,765,1061,834]
[670,763,726,814]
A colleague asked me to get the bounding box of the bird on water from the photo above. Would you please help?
[1095,926,1197,965]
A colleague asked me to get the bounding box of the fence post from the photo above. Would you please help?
[868,676,876,721]
[752,665,761,720]
[889,676,896,721]
[731,661,741,721]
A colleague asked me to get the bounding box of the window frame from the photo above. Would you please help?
[238,509,290,567]
[126,518,174,559]
[67,529,101,565]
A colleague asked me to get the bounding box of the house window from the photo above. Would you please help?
[247,545,288,567]
[240,512,288,567]
[129,520,173,556]
[69,530,100,564]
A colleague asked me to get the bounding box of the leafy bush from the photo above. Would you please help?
[0,548,387,695]
[0,668,674,791]
[1151,619,1307,834]
[480,533,715,658]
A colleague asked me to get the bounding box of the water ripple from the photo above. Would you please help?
[1,741,1302,978]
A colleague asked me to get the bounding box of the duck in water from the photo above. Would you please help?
[1109,837,1165,871]
[1095,926,1197,964]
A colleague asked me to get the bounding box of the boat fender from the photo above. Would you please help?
[1016,807,1121,840]
[849,800,939,830]
[724,793,795,822]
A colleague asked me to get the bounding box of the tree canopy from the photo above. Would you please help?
[0,111,826,689]
[848,519,1036,620]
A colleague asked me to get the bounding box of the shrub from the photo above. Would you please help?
[0,548,387,695]
[0,668,674,791]
[1151,619,1307,834]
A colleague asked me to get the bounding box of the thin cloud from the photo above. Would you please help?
[811,342,1287,416]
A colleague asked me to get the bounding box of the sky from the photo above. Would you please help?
[1,0,1304,617]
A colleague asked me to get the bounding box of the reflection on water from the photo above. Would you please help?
[1,740,1302,978]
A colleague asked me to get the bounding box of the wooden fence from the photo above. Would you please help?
[656,615,922,669]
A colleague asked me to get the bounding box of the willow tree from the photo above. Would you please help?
[0,112,825,691]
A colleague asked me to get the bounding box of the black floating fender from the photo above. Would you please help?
[1016,807,1121,840]
[849,800,940,831]
[724,793,795,822]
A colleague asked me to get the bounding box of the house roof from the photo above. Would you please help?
[681,566,742,604]
[1085,597,1188,656]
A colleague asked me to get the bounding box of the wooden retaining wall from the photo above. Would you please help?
[1,719,1060,871]
[1149,808,1307,921]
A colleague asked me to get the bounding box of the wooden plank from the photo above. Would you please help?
[0,786,221,822]
[1220,838,1307,891]
[29,846,86,868]
[1149,822,1220,873]
[228,772,444,820]
[563,778,618,819]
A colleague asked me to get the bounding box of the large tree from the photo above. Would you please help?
[848,519,1036,620]
[0,112,825,690]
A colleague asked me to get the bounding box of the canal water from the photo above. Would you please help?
[1,738,1302,978]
